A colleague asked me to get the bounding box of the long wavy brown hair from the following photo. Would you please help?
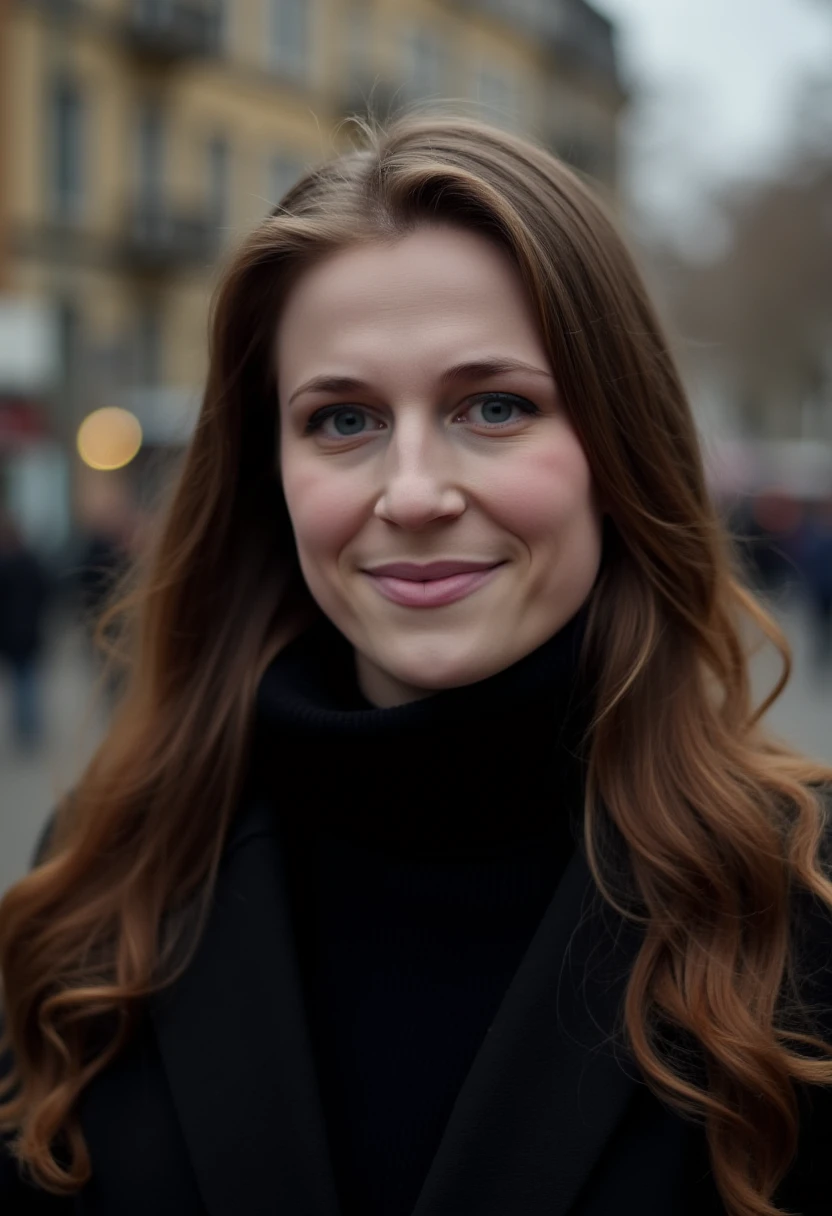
[2,110,832,1215]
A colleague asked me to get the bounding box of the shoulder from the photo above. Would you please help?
[1,1039,64,1209]
[786,783,832,1034]
[31,790,275,873]
[223,794,280,854]
[30,788,81,870]
[1,1137,74,1211]
[30,812,58,870]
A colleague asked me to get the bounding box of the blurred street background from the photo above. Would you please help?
[1,0,831,895]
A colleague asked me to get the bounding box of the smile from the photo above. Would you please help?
[362,561,505,608]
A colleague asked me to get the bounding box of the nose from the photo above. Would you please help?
[373,424,466,531]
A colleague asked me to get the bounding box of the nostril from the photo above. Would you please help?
[374,484,466,527]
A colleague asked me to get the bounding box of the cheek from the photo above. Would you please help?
[483,435,598,543]
[280,457,365,560]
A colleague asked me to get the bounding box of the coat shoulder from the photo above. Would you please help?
[1,1041,72,1211]
[789,782,832,1008]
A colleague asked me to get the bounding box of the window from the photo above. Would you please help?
[136,101,165,210]
[268,0,310,82]
[207,135,230,232]
[554,131,609,181]
[50,76,85,221]
[400,24,445,100]
[343,2,371,95]
[214,0,230,51]
[474,64,522,131]
[268,150,304,209]
[135,303,163,388]
[55,297,82,413]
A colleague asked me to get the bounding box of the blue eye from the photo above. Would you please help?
[303,393,538,440]
[305,406,380,438]
[331,408,368,436]
[478,399,517,424]
[465,394,538,427]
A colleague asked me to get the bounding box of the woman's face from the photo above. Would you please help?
[276,224,603,707]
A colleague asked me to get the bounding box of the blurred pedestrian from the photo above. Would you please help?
[77,525,129,637]
[75,506,144,708]
[734,489,802,598]
[799,496,832,669]
[3,113,832,1216]
[0,510,50,751]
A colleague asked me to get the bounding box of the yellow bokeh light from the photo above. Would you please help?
[77,407,143,471]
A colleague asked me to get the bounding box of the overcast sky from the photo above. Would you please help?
[592,0,832,252]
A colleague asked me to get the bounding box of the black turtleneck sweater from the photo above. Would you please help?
[250,605,594,1216]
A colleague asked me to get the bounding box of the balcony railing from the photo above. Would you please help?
[20,0,88,21]
[452,0,622,90]
[335,78,399,124]
[122,202,219,271]
[544,0,620,86]
[124,0,222,62]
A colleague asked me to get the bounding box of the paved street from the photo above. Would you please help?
[745,590,832,764]
[1,595,830,898]
[0,618,108,896]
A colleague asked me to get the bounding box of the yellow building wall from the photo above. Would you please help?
[5,0,625,440]
[7,11,43,229]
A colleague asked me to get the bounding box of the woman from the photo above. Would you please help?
[2,112,832,1216]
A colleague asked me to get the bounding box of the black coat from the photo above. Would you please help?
[0,549,49,662]
[2,792,830,1215]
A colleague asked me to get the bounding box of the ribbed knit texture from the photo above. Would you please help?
[250,605,594,1216]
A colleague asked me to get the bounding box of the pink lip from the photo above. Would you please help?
[367,560,500,579]
[363,561,504,608]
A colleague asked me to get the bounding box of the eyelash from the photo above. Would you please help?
[303,392,540,437]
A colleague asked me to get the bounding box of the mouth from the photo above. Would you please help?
[362,560,506,609]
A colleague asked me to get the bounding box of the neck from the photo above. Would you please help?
[355,651,441,709]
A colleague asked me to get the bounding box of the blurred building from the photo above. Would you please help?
[642,157,832,510]
[0,0,626,546]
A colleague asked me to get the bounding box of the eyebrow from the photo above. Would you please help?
[286,356,554,407]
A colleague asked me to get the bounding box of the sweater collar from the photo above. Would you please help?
[250,603,595,858]
[256,601,592,733]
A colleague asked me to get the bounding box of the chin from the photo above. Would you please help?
[382,638,509,694]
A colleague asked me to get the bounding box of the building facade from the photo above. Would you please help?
[0,0,625,547]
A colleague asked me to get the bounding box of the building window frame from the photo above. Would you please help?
[207,133,231,234]
[473,61,524,131]
[343,1,371,95]
[215,0,230,53]
[400,22,446,101]
[267,0,311,84]
[134,301,164,389]
[135,99,166,210]
[48,74,86,223]
[268,149,304,210]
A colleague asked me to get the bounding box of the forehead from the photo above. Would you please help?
[274,226,549,392]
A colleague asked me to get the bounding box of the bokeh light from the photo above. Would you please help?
[76,407,143,471]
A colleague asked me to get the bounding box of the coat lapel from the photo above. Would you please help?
[150,797,342,1216]
[410,841,644,1216]
[152,795,644,1216]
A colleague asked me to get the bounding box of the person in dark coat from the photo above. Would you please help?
[77,529,128,630]
[2,113,832,1216]
[798,497,832,669]
[0,511,50,749]
[74,524,132,708]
